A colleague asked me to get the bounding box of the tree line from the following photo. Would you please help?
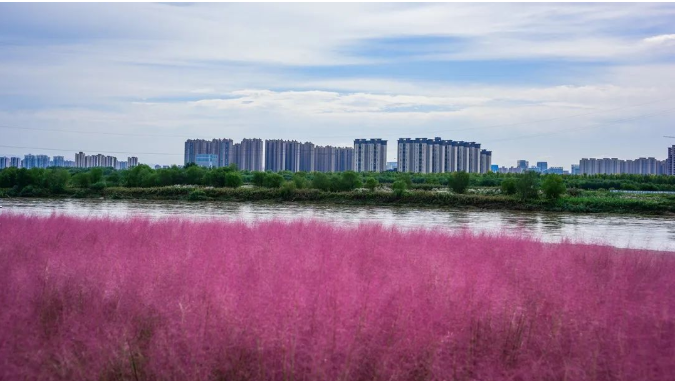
[0,164,673,199]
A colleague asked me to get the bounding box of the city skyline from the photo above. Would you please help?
[0,3,674,168]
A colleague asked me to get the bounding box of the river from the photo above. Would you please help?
[0,198,674,251]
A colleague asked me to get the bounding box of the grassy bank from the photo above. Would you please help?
[2,186,672,215]
[0,214,673,380]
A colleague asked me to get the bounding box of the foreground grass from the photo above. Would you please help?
[0,214,673,380]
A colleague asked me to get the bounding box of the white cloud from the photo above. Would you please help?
[643,34,675,45]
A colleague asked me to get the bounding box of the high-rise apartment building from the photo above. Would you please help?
[517,160,529,172]
[571,164,580,175]
[265,140,286,172]
[668,145,675,176]
[127,157,138,168]
[284,141,301,172]
[480,150,492,174]
[579,156,668,175]
[0,157,8,169]
[398,138,432,173]
[9,157,20,168]
[314,146,336,172]
[335,147,354,172]
[238,138,263,171]
[354,139,387,172]
[22,154,50,169]
[52,156,65,167]
[299,142,315,172]
[396,137,491,174]
[184,139,234,167]
[536,162,548,173]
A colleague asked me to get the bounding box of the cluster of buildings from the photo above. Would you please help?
[495,160,567,175]
[184,138,363,172]
[184,137,492,173]
[184,138,264,171]
[0,153,139,170]
[265,140,355,172]
[578,146,675,175]
[397,138,492,174]
[74,152,139,170]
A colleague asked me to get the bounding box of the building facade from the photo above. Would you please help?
[396,137,491,174]
[299,142,315,172]
[237,138,263,171]
[354,139,387,172]
[668,145,675,176]
[184,139,235,168]
[265,140,286,172]
[579,156,671,175]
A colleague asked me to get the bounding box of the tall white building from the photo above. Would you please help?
[354,139,387,172]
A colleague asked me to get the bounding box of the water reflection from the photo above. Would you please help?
[0,198,673,251]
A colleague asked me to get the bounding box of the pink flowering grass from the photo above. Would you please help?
[0,214,673,380]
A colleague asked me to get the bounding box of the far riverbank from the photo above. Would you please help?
[1,185,674,215]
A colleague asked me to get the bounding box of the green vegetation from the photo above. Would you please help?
[448,171,470,194]
[516,171,541,201]
[0,165,673,215]
[541,174,567,200]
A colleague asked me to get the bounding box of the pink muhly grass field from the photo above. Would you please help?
[0,214,673,381]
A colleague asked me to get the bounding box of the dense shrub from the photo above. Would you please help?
[0,215,673,380]
[311,172,332,192]
[516,171,540,200]
[89,181,107,192]
[448,171,471,194]
[263,173,285,189]
[187,189,208,201]
[392,180,407,197]
[500,178,517,195]
[252,171,266,187]
[542,174,567,199]
[365,177,379,191]
[224,172,243,188]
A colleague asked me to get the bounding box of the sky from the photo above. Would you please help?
[0,2,675,168]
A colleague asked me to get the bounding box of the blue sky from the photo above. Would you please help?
[0,2,674,167]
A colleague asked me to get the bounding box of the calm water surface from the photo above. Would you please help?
[1,198,674,251]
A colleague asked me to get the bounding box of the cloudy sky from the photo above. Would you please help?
[0,2,674,167]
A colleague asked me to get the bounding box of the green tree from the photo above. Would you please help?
[90,168,104,184]
[448,171,470,194]
[541,174,566,199]
[392,180,407,197]
[292,172,308,189]
[0,167,18,188]
[365,177,379,191]
[45,169,70,194]
[500,178,517,195]
[263,173,284,188]
[516,171,541,200]
[333,171,362,192]
[124,165,153,187]
[252,172,266,187]
[71,172,91,188]
[105,171,121,187]
[311,172,332,191]
[185,166,205,185]
[397,173,413,189]
[281,180,297,198]
[224,172,243,188]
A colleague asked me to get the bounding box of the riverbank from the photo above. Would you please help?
[1,186,674,215]
[1,214,673,380]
